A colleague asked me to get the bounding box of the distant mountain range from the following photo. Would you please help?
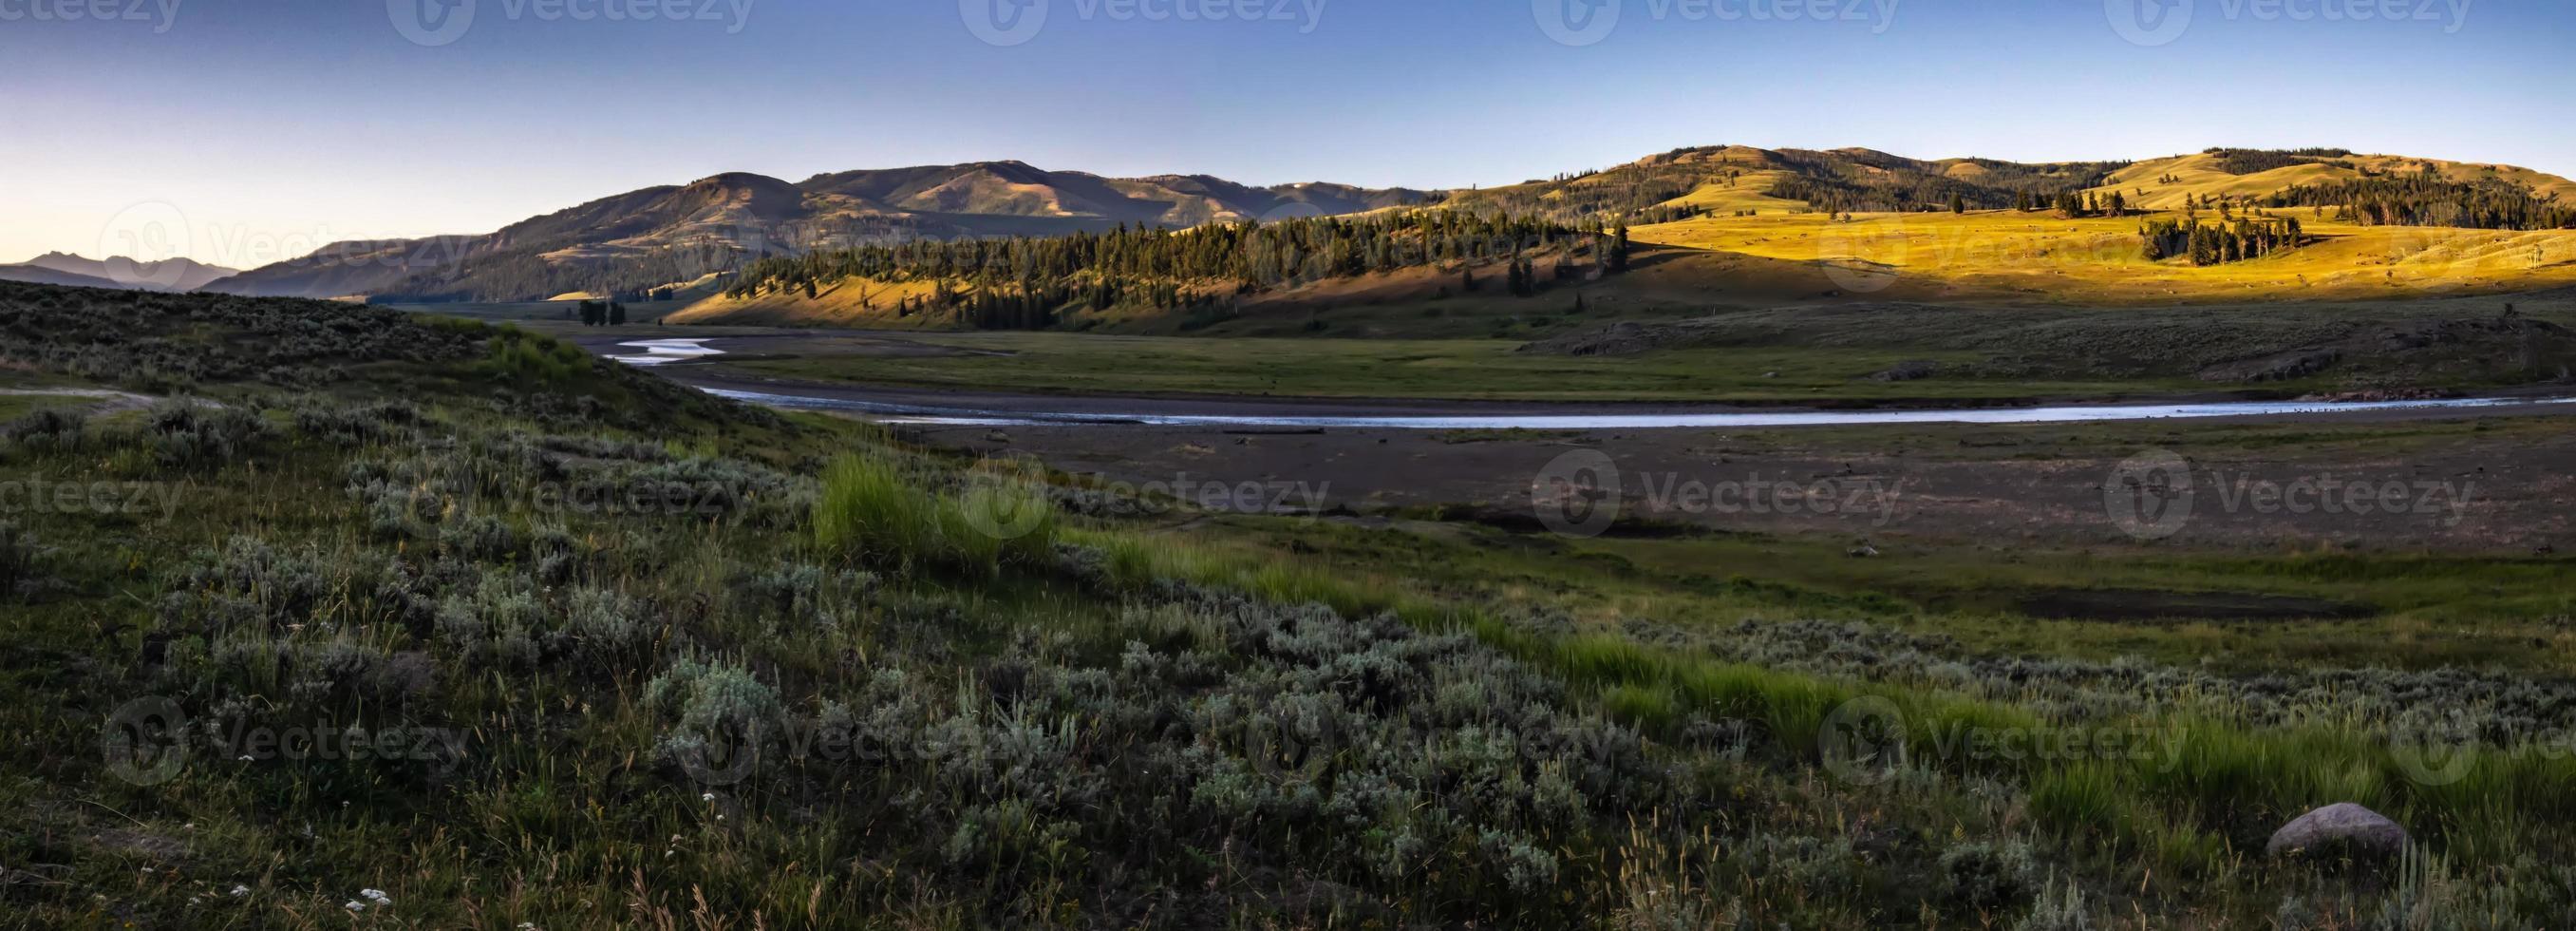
[205,162,1438,301]
[0,252,237,292]
[28,148,2574,303]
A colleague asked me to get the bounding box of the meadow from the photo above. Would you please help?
[682,293,2576,405]
[1628,209,2576,306]
[4,281,2574,926]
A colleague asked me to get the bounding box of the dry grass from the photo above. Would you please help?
[1631,208,2576,305]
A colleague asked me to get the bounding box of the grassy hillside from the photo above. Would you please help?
[1631,209,2576,305]
[2092,150,2576,213]
[6,282,2576,926]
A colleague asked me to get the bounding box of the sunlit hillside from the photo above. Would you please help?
[1631,209,2576,305]
[2086,149,2576,212]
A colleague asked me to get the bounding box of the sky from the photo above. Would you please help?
[1,0,2567,268]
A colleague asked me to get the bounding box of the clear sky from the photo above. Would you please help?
[2,0,2567,267]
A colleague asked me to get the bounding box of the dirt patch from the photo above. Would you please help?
[2016,589,2375,622]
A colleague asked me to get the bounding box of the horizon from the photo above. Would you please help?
[5,0,2568,268]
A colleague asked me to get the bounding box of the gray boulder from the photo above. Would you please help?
[2266,803,2409,860]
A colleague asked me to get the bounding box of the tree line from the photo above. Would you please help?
[723,210,1621,330]
[2139,217,2306,265]
[2263,173,2576,230]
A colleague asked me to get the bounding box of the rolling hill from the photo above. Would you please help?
[198,147,2576,310]
[2087,149,2576,213]
[669,146,2576,330]
[207,163,1437,302]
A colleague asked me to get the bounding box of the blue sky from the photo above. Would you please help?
[2,0,2567,266]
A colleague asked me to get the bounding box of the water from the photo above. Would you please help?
[610,338,725,367]
[625,336,2576,428]
[700,387,2576,430]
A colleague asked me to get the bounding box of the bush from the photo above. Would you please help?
[1940,840,2040,914]
[478,327,592,385]
[2013,876,2093,931]
[147,400,267,471]
[3,408,87,454]
[292,399,426,446]
[644,656,785,777]
[0,521,51,599]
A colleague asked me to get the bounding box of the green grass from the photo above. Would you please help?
[723,332,2238,403]
[812,453,1060,578]
[12,282,2576,927]
[1082,514,2576,887]
[703,294,2576,403]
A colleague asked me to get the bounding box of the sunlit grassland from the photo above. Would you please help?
[1632,209,2576,304]
[2089,151,2576,214]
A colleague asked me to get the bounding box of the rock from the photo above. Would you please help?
[1867,361,1939,383]
[2266,803,2408,860]
[1847,544,1881,559]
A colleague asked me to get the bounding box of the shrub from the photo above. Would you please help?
[0,521,51,599]
[477,327,592,385]
[292,399,426,446]
[3,407,87,454]
[2013,876,2093,931]
[645,656,785,778]
[147,399,267,471]
[565,586,658,665]
[1940,840,2040,915]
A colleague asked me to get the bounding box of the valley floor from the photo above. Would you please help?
[9,281,2576,927]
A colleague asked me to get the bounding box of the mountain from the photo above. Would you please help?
[0,264,126,290]
[199,237,484,301]
[0,252,238,292]
[201,149,2576,303]
[209,163,1438,302]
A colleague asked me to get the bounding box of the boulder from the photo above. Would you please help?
[2266,803,2408,860]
